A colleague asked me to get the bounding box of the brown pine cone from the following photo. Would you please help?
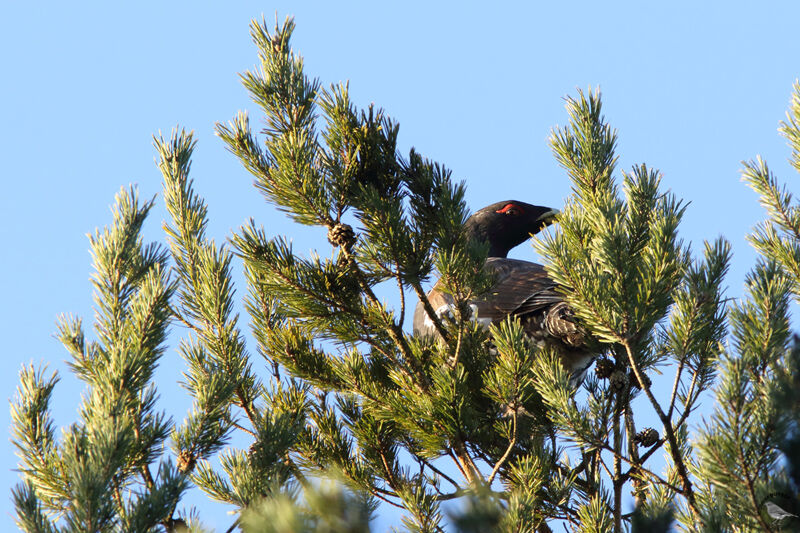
[327,222,356,251]
[609,370,628,391]
[595,357,615,379]
[634,427,659,447]
[176,450,195,473]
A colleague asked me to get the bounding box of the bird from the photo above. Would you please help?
[412,200,594,382]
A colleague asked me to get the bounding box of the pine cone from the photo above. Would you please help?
[248,442,263,464]
[595,357,615,379]
[176,450,195,473]
[634,427,659,447]
[327,222,356,251]
[609,370,628,391]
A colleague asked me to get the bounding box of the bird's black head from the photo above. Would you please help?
[464,200,559,258]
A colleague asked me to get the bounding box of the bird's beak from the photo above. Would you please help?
[537,208,560,227]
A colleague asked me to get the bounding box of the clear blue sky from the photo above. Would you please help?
[2,2,800,531]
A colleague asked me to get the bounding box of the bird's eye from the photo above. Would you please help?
[495,203,523,216]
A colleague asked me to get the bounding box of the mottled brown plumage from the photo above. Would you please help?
[413,200,593,380]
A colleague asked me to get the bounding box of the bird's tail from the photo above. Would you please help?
[544,301,585,347]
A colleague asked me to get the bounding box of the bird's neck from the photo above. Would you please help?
[465,222,512,258]
[487,243,509,258]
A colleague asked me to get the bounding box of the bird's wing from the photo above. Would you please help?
[472,258,563,322]
[412,258,563,334]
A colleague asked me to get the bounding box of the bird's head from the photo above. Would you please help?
[464,200,559,258]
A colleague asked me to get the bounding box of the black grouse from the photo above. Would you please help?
[412,200,593,381]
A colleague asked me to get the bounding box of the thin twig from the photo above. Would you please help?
[231,421,257,438]
[450,320,465,370]
[599,455,614,479]
[592,442,682,494]
[414,454,460,489]
[272,360,281,387]
[396,268,406,329]
[236,388,259,429]
[453,440,481,484]
[488,411,517,485]
[447,448,470,481]
[737,417,775,532]
[666,298,702,420]
[674,367,702,431]
[225,518,240,533]
[612,402,622,533]
[378,447,397,489]
[637,438,666,464]
[370,488,406,509]
[624,406,642,505]
[411,282,451,342]
[623,341,703,525]
[341,247,429,388]
[667,354,687,421]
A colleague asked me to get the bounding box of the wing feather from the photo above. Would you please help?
[413,258,564,334]
[474,258,562,321]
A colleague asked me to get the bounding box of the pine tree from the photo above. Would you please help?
[688,80,800,532]
[11,188,189,532]
[11,15,800,532]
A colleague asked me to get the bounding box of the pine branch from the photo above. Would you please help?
[158,129,259,478]
[488,409,517,485]
[623,341,702,524]
[410,282,451,342]
[612,403,623,533]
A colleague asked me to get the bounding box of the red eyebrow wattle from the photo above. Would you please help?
[496,203,523,214]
